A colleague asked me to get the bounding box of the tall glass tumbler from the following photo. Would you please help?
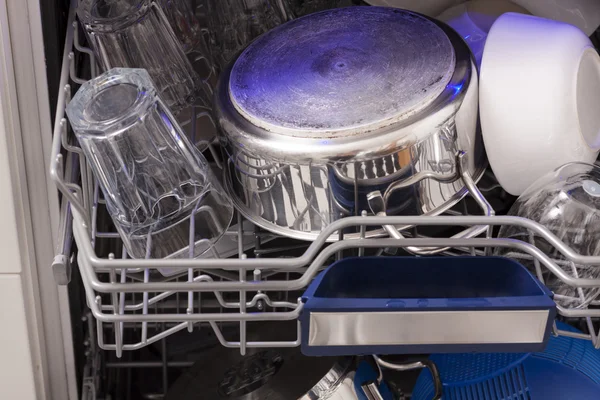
[206,0,286,71]
[78,0,209,111]
[158,0,203,54]
[281,0,340,18]
[66,68,234,260]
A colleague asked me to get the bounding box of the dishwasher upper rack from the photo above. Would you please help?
[50,0,600,357]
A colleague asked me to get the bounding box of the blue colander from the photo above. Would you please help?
[413,322,600,400]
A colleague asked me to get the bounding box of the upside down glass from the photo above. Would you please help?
[158,0,203,54]
[66,68,233,260]
[78,0,210,111]
[205,0,287,71]
[281,0,341,18]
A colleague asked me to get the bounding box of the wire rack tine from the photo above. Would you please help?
[72,20,98,78]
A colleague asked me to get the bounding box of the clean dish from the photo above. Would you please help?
[365,0,600,36]
[437,0,530,69]
[215,7,482,241]
[513,0,600,36]
[363,0,462,16]
[480,12,600,196]
[66,68,234,263]
[496,162,600,309]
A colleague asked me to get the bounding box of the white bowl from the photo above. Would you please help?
[512,0,600,36]
[362,0,463,17]
[437,0,530,69]
[365,0,600,35]
[480,12,600,196]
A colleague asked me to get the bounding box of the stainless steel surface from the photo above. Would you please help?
[361,383,385,400]
[217,7,483,240]
[367,152,493,255]
[307,310,551,347]
[229,8,455,136]
[217,7,476,162]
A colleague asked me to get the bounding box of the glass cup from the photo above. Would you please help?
[66,68,234,260]
[205,0,287,71]
[281,0,340,18]
[78,0,210,111]
[158,0,203,54]
[496,163,600,309]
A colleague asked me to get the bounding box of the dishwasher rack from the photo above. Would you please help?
[51,0,600,358]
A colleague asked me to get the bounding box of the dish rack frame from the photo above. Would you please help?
[51,0,600,359]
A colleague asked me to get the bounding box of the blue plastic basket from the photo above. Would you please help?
[300,256,556,356]
[413,322,600,400]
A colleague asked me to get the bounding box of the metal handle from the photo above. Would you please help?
[373,356,443,400]
[368,152,494,255]
[361,381,385,400]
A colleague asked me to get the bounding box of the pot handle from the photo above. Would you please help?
[367,152,494,256]
[368,356,443,400]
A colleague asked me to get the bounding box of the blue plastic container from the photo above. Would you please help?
[413,322,600,400]
[300,257,556,356]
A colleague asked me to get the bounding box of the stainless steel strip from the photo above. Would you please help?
[308,310,550,346]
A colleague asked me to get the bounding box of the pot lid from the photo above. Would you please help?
[228,7,456,138]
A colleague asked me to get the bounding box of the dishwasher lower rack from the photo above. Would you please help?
[51,0,600,358]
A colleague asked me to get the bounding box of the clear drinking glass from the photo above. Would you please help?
[281,0,340,18]
[66,68,234,260]
[205,0,287,71]
[158,0,203,54]
[78,0,209,111]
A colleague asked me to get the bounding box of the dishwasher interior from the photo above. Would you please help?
[47,1,600,399]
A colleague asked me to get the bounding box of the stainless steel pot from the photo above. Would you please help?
[215,7,485,241]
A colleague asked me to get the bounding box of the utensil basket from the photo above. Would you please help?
[300,256,556,356]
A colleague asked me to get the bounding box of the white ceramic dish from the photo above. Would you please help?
[363,0,462,17]
[512,0,600,36]
[437,0,529,69]
[480,12,600,196]
[366,0,600,36]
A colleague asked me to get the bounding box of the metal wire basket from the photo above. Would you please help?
[51,0,600,361]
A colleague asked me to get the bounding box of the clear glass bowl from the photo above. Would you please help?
[496,162,600,308]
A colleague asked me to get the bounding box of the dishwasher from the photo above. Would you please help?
[2,0,600,399]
